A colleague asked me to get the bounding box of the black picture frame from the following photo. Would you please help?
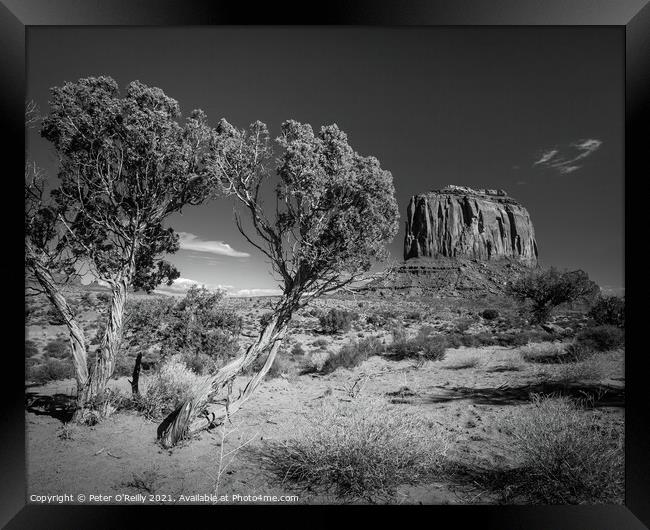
[2,1,648,527]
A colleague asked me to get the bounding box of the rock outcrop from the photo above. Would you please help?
[404,185,538,265]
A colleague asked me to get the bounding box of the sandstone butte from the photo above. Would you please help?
[403,185,538,265]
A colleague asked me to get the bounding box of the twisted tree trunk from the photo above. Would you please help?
[28,256,90,419]
[88,278,128,402]
[157,304,292,448]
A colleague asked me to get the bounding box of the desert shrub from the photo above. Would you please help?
[259,311,274,327]
[25,340,39,358]
[311,338,329,349]
[96,292,111,304]
[575,325,624,353]
[159,287,241,364]
[178,352,214,375]
[27,358,73,383]
[320,337,383,374]
[481,308,500,320]
[389,325,407,344]
[366,313,385,327]
[44,338,69,359]
[113,353,136,377]
[505,394,623,503]
[266,355,291,378]
[519,342,566,364]
[45,306,67,326]
[319,308,358,334]
[123,288,241,372]
[256,398,450,499]
[547,355,610,386]
[290,343,306,357]
[445,355,481,370]
[388,327,446,362]
[588,296,624,327]
[454,317,475,333]
[136,355,211,419]
[507,267,599,324]
[405,311,422,321]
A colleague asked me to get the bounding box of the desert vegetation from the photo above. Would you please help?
[25,75,624,506]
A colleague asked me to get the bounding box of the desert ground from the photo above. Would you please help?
[25,289,625,505]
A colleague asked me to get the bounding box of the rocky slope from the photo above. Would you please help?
[403,185,538,265]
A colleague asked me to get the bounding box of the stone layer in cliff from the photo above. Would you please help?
[404,185,538,265]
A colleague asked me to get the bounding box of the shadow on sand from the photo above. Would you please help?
[25,386,76,422]
[391,382,624,408]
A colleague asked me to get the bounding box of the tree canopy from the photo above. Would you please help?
[212,118,400,302]
[38,76,219,290]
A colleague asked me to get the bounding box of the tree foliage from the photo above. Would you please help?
[213,118,400,301]
[38,76,218,290]
[122,286,242,368]
[157,119,399,447]
[508,267,600,323]
[588,295,625,328]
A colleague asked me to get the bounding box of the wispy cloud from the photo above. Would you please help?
[533,139,602,174]
[154,277,281,298]
[178,232,250,258]
[232,288,282,298]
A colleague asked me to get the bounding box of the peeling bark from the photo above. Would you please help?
[90,279,128,400]
[28,255,89,415]
[157,306,291,448]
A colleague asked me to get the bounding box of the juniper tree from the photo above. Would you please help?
[507,267,600,324]
[158,119,399,447]
[34,76,219,416]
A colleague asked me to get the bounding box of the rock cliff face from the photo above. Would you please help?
[404,185,538,265]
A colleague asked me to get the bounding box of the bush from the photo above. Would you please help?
[44,338,69,359]
[405,311,422,321]
[388,327,446,362]
[319,308,358,334]
[45,306,67,326]
[481,308,500,320]
[505,394,623,503]
[311,338,329,349]
[25,340,39,358]
[290,343,306,357]
[259,311,274,327]
[266,355,291,378]
[136,355,211,419]
[256,398,450,499]
[320,337,383,374]
[519,342,566,364]
[27,358,73,383]
[124,288,241,371]
[575,325,624,353]
[507,267,599,324]
[588,296,625,327]
[366,313,386,327]
[454,317,475,333]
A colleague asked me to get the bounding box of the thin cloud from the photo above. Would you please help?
[154,277,233,296]
[232,288,282,298]
[154,277,281,298]
[178,232,250,258]
[533,139,602,174]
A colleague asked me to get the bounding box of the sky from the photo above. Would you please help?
[26,27,624,296]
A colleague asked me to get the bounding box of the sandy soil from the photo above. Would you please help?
[26,341,625,505]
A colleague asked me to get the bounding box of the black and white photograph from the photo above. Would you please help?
[4,1,649,523]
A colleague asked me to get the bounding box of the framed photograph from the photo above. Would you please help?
[3,0,648,527]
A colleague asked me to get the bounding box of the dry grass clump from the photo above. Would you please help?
[319,337,384,374]
[136,355,212,419]
[541,350,623,386]
[444,354,481,370]
[504,394,623,504]
[519,342,567,364]
[257,398,450,499]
